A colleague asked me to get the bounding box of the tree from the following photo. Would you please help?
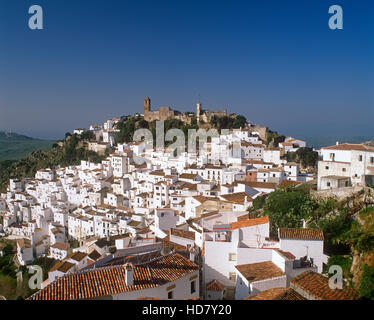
[252,196,265,210]
[324,255,352,279]
[359,264,374,300]
[266,131,278,147]
[32,257,59,281]
[232,115,247,129]
[262,188,316,236]
[80,130,95,141]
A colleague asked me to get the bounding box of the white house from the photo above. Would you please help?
[317,143,374,190]
[29,253,199,300]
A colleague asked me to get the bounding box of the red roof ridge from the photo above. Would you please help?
[230,216,269,230]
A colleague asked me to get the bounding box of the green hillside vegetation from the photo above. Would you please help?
[0,132,55,161]
[0,239,37,300]
[249,185,374,299]
[286,147,319,168]
[114,114,247,147]
[0,132,107,192]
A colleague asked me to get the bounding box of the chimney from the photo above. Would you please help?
[124,263,134,286]
[190,250,196,262]
[189,246,196,262]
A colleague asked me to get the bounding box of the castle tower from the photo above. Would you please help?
[196,103,202,122]
[144,96,151,113]
[144,97,151,121]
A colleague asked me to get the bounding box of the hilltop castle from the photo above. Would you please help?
[143,97,228,124]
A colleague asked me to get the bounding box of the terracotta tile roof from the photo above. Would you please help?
[241,181,277,189]
[17,238,32,249]
[150,170,165,176]
[170,228,195,241]
[28,253,198,300]
[235,261,285,283]
[277,180,302,189]
[50,242,69,251]
[278,228,324,241]
[206,280,225,291]
[322,143,374,152]
[192,195,209,203]
[275,249,296,260]
[179,173,198,179]
[290,270,359,300]
[230,216,269,230]
[158,236,188,252]
[237,213,249,221]
[88,250,101,261]
[94,238,115,248]
[66,251,88,262]
[220,192,253,204]
[49,261,75,273]
[245,287,306,300]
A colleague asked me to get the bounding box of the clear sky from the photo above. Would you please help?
[0,0,373,140]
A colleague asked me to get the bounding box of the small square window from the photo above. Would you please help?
[229,273,236,282]
[325,166,329,170]
[359,155,363,162]
[229,253,237,261]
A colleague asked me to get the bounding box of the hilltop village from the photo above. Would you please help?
[1,97,373,300]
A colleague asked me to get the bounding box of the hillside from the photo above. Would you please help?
[0,132,56,161]
[0,133,108,192]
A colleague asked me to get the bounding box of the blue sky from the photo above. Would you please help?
[0,0,373,140]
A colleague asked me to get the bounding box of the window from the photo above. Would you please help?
[229,253,237,261]
[229,272,236,282]
[190,281,196,294]
[371,157,374,164]
[342,168,346,172]
[325,166,329,170]
[359,155,363,162]
[168,290,173,299]
[327,182,331,187]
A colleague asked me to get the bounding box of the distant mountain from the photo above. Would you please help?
[0,131,56,161]
[301,136,374,149]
